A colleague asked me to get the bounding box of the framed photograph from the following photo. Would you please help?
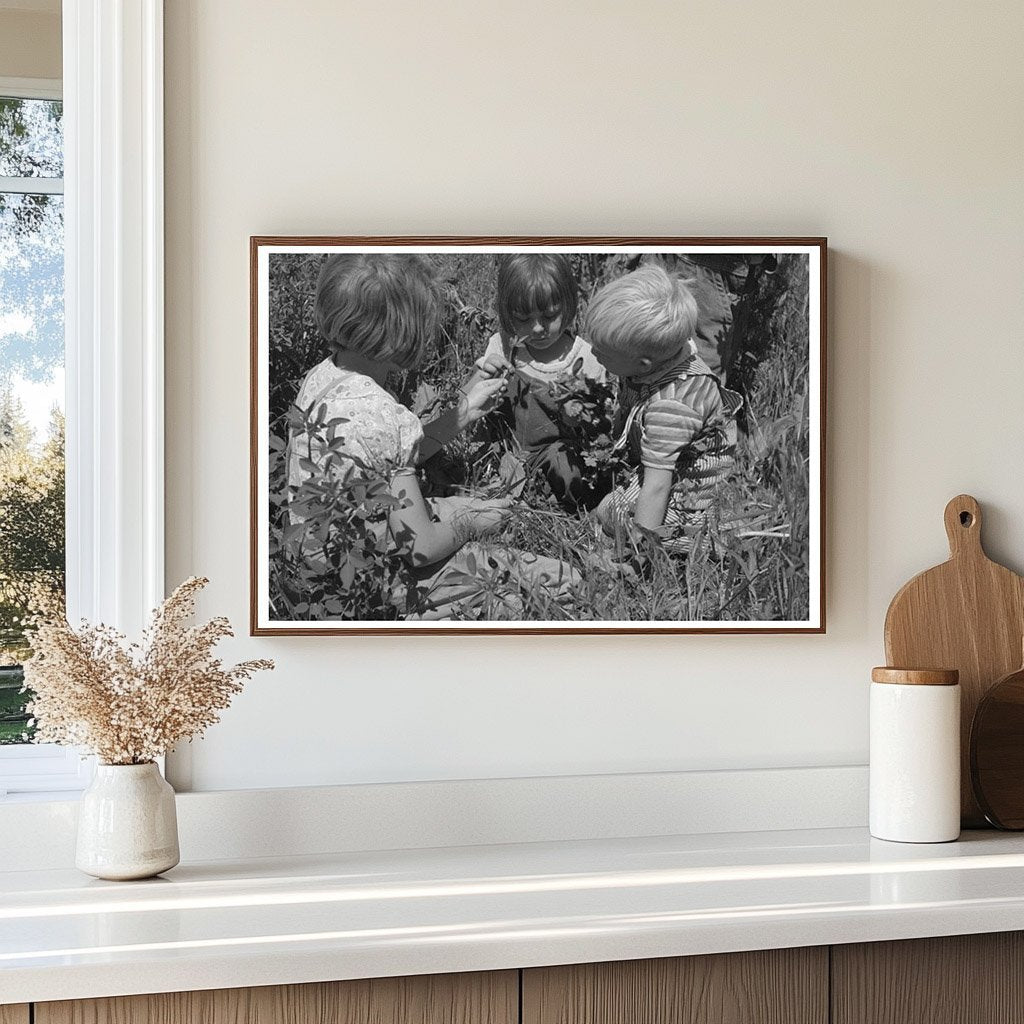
[251,237,826,635]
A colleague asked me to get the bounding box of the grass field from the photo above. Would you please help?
[267,252,811,623]
[0,667,31,744]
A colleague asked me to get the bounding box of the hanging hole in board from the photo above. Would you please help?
[960,511,973,527]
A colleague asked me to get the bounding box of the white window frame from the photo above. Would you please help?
[0,0,164,797]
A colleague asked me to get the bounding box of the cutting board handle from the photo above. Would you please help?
[944,494,983,558]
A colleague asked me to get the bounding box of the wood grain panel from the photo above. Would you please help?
[0,1006,30,1024]
[522,948,828,1024]
[832,933,1024,1024]
[36,970,517,1024]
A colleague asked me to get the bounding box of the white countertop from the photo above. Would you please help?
[4,826,1024,1005]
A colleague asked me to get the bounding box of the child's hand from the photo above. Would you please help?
[430,495,483,520]
[472,352,512,379]
[457,376,507,430]
[466,498,513,536]
[443,496,512,540]
[459,352,512,392]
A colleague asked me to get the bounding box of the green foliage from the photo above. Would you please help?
[0,97,63,238]
[0,398,64,742]
[0,97,63,177]
[0,664,29,743]
[0,403,64,578]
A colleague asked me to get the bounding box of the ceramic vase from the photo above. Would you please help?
[76,762,180,880]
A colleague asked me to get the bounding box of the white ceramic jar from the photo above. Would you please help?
[76,762,180,880]
[870,667,961,843]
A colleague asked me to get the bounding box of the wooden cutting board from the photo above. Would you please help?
[884,494,1024,826]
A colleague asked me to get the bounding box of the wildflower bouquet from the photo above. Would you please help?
[23,577,273,765]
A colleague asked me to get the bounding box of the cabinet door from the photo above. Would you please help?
[0,1007,30,1024]
[832,932,1024,1024]
[36,971,518,1024]
[523,948,828,1024]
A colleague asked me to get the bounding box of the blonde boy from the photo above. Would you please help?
[584,265,742,539]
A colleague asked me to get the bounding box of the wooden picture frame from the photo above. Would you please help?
[251,237,826,635]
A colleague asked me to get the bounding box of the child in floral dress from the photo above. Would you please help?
[288,253,578,619]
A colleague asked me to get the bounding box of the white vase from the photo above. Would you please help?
[76,762,180,880]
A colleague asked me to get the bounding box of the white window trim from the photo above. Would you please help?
[0,744,92,795]
[0,76,62,101]
[0,1,165,797]
[0,175,63,195]
[63,0,164,632]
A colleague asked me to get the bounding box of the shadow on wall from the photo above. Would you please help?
[826,249,871,638]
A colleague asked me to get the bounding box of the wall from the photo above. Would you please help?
[0,5,60,80]
[163,1,1024,792]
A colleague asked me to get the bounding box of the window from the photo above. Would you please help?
[0,87,65,734]
[0,94,65,696]
[0,4,166,798]
[0,78,84,795]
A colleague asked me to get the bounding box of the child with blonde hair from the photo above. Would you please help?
[584,264,742,542]
[476,254,606,509]
[288,253,576,618]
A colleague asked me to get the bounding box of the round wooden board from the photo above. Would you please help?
[971,664,1024,829]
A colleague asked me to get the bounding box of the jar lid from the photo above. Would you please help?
[871,667,959,686]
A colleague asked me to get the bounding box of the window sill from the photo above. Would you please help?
[1,765,868,869]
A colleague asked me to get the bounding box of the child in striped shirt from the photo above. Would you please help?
[584,265,742,543]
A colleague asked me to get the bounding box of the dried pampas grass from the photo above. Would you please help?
[23,577,274,765]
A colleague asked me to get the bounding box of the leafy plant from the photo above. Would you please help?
[269,402,416,621]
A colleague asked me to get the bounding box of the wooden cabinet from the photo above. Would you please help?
[34,972,517,1024]
[522,948,828,1024]
[13,933,1024,1023]
[832,932,1024,1024]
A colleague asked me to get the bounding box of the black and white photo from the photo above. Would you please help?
[251,238,825,634]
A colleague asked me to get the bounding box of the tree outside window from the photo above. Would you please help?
[0,94,65,744]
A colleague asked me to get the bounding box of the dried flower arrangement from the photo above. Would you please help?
[23,577,273,765]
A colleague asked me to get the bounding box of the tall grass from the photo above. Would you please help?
[267,253,811,622]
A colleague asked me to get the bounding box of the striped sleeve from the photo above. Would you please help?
[639,376,722,471]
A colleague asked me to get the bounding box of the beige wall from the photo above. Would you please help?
[0,8,60,80]
[164,1,1024,791]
